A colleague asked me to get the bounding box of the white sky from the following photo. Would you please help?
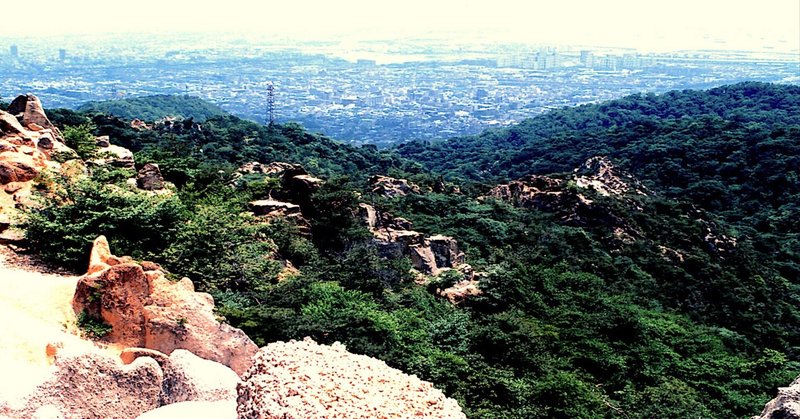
[1,0,798,53]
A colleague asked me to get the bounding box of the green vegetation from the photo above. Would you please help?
[62,123,98,160]
[22,83,800,417]
[77,95,228,122]
[76,310,112,339]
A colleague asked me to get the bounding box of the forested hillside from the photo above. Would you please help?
[15,83,800,418]
[77,95,229,122]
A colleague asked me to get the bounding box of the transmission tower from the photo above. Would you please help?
[266,83,275,126]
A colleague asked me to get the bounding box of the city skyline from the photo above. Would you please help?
[0,0,797,54]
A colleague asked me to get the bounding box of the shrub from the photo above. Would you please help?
[23,176,186,271]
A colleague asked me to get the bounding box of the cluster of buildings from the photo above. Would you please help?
[1,35,797,145]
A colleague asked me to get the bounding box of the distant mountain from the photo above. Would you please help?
[397,81,800,234]
[77,95,228,122]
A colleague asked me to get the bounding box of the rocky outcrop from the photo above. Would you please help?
[131,119,152,130]
[137,163,165,191]
[369,175,421,198]
[0,352,163,419]
[236,337,466,418]
[234,161,308,182]
[137,401,237,419]
[489,156,647,214]
[360,203,465,275]
[91,139,135,170]
[487,158,639,232]
[573,156,649,197]
[72,236,258,376]
[0,95,75,220]
[488,174,569,211]
[7,94,61,135]
[754,376,800,418]
[439,278,483,305]
[239,162,321,235]
[248,199,302,216]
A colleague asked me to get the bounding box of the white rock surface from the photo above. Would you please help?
[160,349,240,405]
[237,337,466,419]
[137,400,236,419]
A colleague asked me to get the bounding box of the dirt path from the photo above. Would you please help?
[0,247,109,401]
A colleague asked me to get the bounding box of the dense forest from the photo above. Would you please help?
[76,94,229,122]
[18,82,800,418]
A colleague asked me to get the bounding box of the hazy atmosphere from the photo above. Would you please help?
[2,0,798,53]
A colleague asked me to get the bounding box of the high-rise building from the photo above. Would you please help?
[580,50,594,67]
[10,45,18,58]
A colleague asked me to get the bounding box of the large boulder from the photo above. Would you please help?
[7,94,61,135]
[72,236,259,376]
[136,163,165,191]
[429,235,465,269]
[0,110,27,137]
[361,203,466,276]
[753,376,800,418]
[236,338,466,418]
[369,175,421,198]
[159,349,240,405]
[0,352,163,419]
[91,143,135,169]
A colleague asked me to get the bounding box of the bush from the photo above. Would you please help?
[23,176,186,271]
[162,195,282,293]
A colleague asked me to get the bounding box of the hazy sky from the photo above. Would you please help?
[1,0,798,53]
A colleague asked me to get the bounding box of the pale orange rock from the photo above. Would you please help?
[73,237,258,376]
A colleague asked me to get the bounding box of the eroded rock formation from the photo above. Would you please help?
[239,162,322,235]
[359,203,465,275]
[0,94,75,212]
[0,352,163,419]
[573,156,649,197]
[369,175,421,198]
[137,163,166,191]
[91,137,135,170]
[72,236,258,376]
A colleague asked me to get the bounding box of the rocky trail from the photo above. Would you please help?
[0,246,119,403]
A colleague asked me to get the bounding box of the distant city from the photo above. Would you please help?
[1,33,798,145]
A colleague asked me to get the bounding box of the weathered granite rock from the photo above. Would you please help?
[248,199,301,216]
[0,352,163,419]
[73,236,259,376]
[429,235,465,269]
[137,163,165,191]
[92,143,135,169]
[236,338,466,418]
[159,349,240,405]
[361,203,467,276]
[369,175,421,198]
[136,400,236,419]
[753,376,800,418]
[7,94,60,135]
[573,156,649,197]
